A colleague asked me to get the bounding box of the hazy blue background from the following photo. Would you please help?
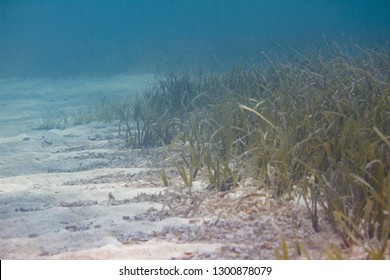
[1,0,389,78]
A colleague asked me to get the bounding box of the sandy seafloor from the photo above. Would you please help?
[0,74,371,259]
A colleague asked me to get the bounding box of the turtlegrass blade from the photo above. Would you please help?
[333,211,360,245]
[166,132,185,152]
[272,221,289,260]
[373,126,390,147]
[177,164,190,187]
[238,104,277,130]
[350,173,386,206]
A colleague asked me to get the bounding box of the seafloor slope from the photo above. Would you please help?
[0,76,364,259]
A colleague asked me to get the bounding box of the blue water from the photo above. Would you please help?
[1,0,389,78]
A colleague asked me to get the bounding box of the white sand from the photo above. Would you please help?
[0,75,224,259]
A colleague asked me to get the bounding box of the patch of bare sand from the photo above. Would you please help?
[0,122,221,259]
[49,241,223,260]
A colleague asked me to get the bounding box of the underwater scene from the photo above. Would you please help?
[0,0,389,259]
